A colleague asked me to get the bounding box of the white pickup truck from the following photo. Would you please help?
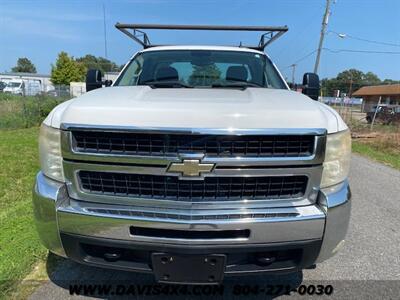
[33,24,351,284]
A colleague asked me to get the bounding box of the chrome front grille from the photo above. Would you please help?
[61,125,326,210]
[71,130,315,158]
[79,171,308,202]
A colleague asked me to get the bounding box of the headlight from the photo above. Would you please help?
[321,129,351,188]
[39,124,64,182]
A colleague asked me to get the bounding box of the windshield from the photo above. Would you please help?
[7,82,22,88]
[115,50,287,89]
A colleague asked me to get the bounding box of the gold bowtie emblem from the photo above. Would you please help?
[167,160,215,177]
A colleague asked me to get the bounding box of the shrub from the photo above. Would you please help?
[0,93,69,129]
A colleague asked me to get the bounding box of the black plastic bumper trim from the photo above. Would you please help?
[60,233,322,278]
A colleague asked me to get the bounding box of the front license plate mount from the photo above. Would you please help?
[151,253,226,284]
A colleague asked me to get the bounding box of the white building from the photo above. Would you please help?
[0,72,54,92]
[0,72,119,96]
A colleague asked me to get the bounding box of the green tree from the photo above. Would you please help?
[320,77,339,96]
[382,79,400,85]
[336,69,364,95]
[11,57,37,73]
[76,55,121,74]
[363,72,381,86]
[50,52,86,85]
[188,64,221,86]
[320,69,385,97]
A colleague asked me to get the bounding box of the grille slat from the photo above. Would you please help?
[72,131,315,158]
[85,208,299,220]
[79,171,308,202]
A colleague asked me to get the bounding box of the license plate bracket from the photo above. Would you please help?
[151,253,226,284]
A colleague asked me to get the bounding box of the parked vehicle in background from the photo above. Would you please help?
[366,104,400,125]
[3,79,25,95]
[25,80,43,96]
[33,24,352,285]
[0,81,6,92]
[2,78,43,96]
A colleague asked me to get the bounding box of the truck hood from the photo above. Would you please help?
[46,86,347,133]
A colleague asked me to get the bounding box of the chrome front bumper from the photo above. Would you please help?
[32,171,351,264]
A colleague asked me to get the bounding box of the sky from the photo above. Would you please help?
[0,0,399,82]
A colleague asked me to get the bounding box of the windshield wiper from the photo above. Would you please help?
[211,81,263,89]
[140,80,192,88]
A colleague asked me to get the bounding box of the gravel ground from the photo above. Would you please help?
[29,154,400,299]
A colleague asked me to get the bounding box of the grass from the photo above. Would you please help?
[352,141,400,170]
[334,106,400,170]
[0,127,48,297]
[5,254,63,300]
[348,118,399,170]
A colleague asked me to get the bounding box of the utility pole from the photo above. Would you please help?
[290,64,296,88]
[314,0,331,74]
[370,96,381,131]
[103,3,108,59]
[348,73,353,97]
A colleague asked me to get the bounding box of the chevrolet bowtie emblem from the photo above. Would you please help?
[167,160,215,178]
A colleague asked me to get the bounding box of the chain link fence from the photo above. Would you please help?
[320,96,364,126]
[320,93,399,162]
[320,95,400,131]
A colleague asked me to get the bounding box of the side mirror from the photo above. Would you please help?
[302,73,320,101]
[86,69,102,92]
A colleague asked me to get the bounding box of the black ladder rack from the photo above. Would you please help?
[115,23,288,51]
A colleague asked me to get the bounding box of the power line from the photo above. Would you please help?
[285,49,318,68]
[328,30,400,47]
[272,5,324,60]
[285,47,400,71]
[323,48,400,54]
